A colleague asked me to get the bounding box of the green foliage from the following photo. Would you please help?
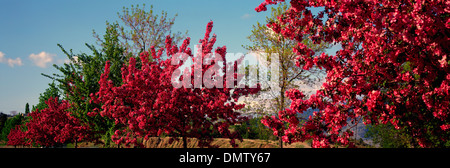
[232,117,277,141]
[365,115,450,148]
[42,23,127,146]
[365,124,412,148]
[31,82,60,112]
[25,103,30,115]
[0,114,24,142]
[0,113,7,138]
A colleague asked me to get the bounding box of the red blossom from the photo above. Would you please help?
[257,0,449,147]
[25,97,90,147]
[92,21,260,148]
[7,125,27,147]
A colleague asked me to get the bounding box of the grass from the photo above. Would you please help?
[142,137,310,148]
[1,138,311,148]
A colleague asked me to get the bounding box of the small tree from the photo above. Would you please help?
[93,4,188,60]
[244,2,329,148]
[25,103,30,115]
[7,125,27,148]
[91,21,260,148]
[25,97,89,148]
[0,113,7,136]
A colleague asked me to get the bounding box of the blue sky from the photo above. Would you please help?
[0,0,340,114]
[0,0,274,114]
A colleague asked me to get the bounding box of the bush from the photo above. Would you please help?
[233,117,277,141]
[365,124,412,148]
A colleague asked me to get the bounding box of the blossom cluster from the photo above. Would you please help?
[258,0,449,147]
[7,97,90,147]
[90,21,260,147]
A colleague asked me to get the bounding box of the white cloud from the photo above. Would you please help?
[7,58,23,67]
[0,51,23,67]
[0,51,5,62]
[241,13,254,20]
[29,51,56,68]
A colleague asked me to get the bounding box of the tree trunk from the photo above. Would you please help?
[182,136,187,148]
[278,52,287,149]
[278,78,286,149]
[279,137,283,148]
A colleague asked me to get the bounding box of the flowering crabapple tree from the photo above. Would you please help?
[25,97,90,148]
[257,0,449,147]
[7,125,27,147]
[90,21,260,148]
